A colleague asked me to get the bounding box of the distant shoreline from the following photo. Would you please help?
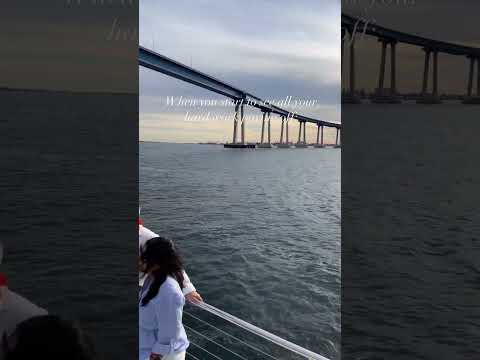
[0,86,135,96]
[140,141,224,145]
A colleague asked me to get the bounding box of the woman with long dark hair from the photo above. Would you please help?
[138,220,202,304]
[139,237,189,360]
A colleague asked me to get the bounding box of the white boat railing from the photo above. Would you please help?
[185,302,330,360]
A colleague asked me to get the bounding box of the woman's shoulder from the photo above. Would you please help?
[155,277,184,303]
[161,276,182,293]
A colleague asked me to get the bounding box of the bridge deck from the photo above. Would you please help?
[139,46,341,129]
[342,14,480,57]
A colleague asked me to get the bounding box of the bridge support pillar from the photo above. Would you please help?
[432,51,439,97]
[467,57,474,97]
[280,116,285,144]
[314,124,325,148]
[267,112,271,144]
[342,30,360,104]
[285,117,289,144]
[373,39,400,103]
[378,39,387,94]
[303,122,307,144]
[390,41,397,94]
[477,58,480,96]
[277,116,290,148]
[260,112,266,144]
[421,49,431,95]
[232,103,239,144]
[417,48,442,104]
[240,103,245,144]
[297,121,302,143]
[335,128,341,148]
[227,102,255,147]
[258,111,273,148]
[349,36,356,97]
[464,57,480,104]
[295,121,307,148]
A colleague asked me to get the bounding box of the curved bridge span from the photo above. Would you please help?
[139,46,341,148]
[342,14,480,57]
[342,13,480,103]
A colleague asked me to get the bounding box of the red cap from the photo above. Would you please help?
[0,273,7,287]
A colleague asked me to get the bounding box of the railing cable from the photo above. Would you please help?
[194,303,328,360]
[189,341,225,360]
[184,311,278,360]
[186,351,202,360]
[184,324,248,360]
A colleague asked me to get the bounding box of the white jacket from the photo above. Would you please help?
[138,225,196,295]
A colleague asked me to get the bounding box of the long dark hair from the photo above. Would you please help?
[140,237,185,306]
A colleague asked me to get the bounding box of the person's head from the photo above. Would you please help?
[2,315,95,360]
[139,237,184,306]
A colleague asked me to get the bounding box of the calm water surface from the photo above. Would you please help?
[140,143,341,359]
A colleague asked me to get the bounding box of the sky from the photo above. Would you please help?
[3,0,477,138]
[342,0,480,94]
[1,2,137,93]
[139,0,342,143]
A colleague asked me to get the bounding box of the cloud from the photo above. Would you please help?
[0,2,137,92]
[140,0,341,142]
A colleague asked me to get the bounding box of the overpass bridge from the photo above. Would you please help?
[139,46,341,148]
[342,13,480,104]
